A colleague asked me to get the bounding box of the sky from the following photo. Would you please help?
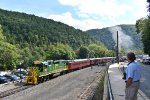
[0,0,148,31]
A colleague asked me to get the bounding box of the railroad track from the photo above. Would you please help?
[77,67,106,100]
[0,85,33,98]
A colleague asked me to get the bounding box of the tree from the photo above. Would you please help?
[0,41,20,70]
[136,0,150,53]
[20,47,34,68]
[105,50,115,57]
[136,17,150,55]
[88,44,107,58]
[77,46,89,59]
[0,25,5,40]
[0,25,20,70]
[120,49,126,56]
[46,43,75,60]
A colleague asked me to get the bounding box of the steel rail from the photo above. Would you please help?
[0,85,32,98]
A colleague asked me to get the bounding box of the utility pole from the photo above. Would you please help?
[20,62,22,83]
[116,31,119,64]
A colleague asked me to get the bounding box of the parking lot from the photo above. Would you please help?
[0,69,27,85]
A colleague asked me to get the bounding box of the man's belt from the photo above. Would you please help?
[133,80,140,82]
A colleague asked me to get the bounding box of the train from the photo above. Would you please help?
[26,57,115,85]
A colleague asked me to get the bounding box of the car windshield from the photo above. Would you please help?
[0,76,7,80]
[12,75,18,79]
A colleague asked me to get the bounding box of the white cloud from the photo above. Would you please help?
[131,0,148,19]
[48,12,81,28]
[48,0,148,30]
[58,0,131,17]
[48,12,104,30]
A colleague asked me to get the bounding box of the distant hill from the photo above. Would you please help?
[86,25,143,50]
[0,8,99,50]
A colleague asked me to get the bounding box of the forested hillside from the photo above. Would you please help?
[0,9,114,70]
[87,28,115,50]
[0,9,98,49]
[86,25,143,51]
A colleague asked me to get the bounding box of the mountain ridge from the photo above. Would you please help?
[86,24,143,50]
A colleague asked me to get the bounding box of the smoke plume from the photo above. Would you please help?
[108,26,134,50]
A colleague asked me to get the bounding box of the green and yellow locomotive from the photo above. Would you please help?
[26,60,68,85]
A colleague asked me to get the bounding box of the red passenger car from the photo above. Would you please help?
[67,59,90,70]
[102,57,113,63]
[90,58,95,65]
[95,58,103,65]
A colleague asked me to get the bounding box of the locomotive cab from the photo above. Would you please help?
[26,61,40,85]
[26,60,54,85]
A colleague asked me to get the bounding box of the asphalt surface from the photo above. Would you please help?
[138,62,150,98]
[2,65,107,100]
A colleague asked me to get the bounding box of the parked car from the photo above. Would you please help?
[14,70,27,76]
[4,74,20,82]
[0,76,9,84]
[120,56,127,62]
[14,73,25,79]
[14,70,28,79]
[142,57,150,64]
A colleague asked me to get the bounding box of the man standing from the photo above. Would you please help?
[125,52,141,100]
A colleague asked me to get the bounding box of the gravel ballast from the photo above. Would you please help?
[2,65,107,100]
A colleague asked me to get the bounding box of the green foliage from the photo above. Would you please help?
[76,44,115,58]
[20,47,34,67]
[0,8,98,50]
[77,46,89,59]
[0,8,101,69]
[105,50,115,57]
[0,25,5,40]
[136,17,150,55]
[46,43,76,60]
[87,28,116,50]
[0,9,115,70]
[120,49,126,56]
[88,44,108,58]
[0,26,20,70]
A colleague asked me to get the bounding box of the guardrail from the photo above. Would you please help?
[107,72,114,100]
[103,66,114,100]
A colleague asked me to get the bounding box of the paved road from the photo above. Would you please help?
[138,62,150,98]
[2,65,106,100]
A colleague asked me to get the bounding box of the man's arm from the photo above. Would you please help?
[126,77,133,88]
